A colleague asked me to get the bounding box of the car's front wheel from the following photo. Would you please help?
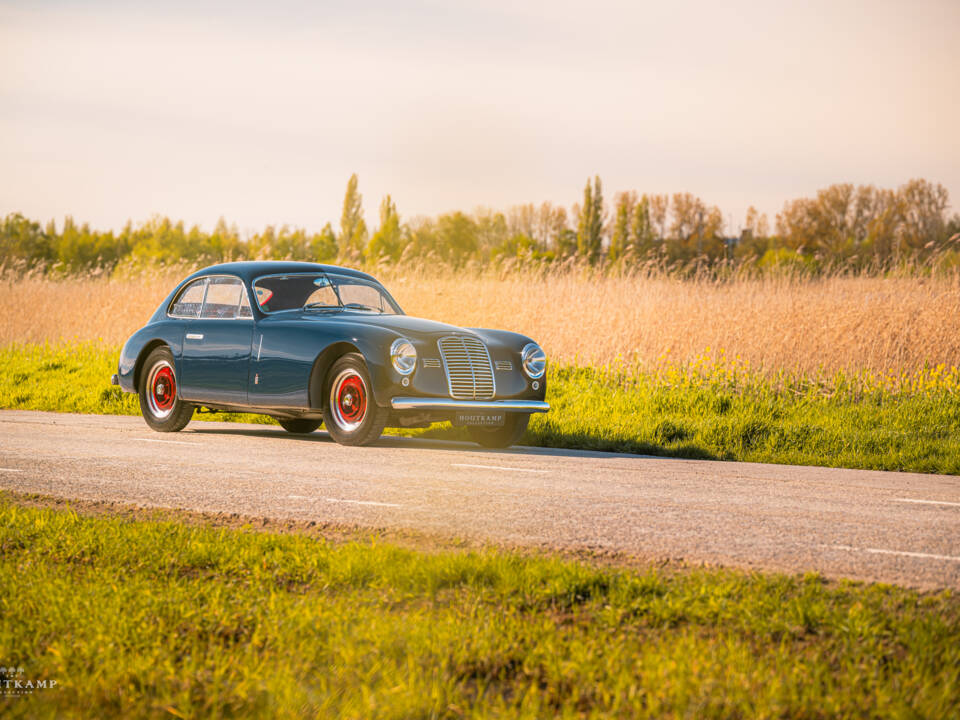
[278,418,321,434]
[138,346,194,432]
[322,354,389,446]
[468,413,530,448]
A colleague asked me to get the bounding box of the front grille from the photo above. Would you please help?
[422,358,442,369]
[495,360,513,371]
[438,336,495,399]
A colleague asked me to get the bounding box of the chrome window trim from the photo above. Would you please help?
[251,271,403,315]
[166,274,254,321]
[167,277,207,319]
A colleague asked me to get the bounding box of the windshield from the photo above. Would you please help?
[252,273,401,315]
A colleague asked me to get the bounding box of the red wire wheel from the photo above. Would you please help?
[331,370,367,431]
[321,353,389,446]
[147,361,177,418]
[138,346,194,433]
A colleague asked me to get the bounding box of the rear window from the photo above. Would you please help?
[169,279,206,318]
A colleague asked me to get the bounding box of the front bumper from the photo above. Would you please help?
[390,397,549,413]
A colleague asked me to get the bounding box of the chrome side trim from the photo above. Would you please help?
[185,333,204,340]
[390,398,549,413]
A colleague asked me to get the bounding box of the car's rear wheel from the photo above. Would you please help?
[138,346,194,432]
[278,418,321,434]
[468,413,530,448]
[322,354,389,446]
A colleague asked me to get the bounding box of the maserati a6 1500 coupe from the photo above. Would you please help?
[112,262,549,447]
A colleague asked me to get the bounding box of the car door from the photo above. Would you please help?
[246,275,338,409]
[178,275,255,406]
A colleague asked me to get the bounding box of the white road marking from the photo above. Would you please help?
[287,494,311,500]
[325,497,401,508]
[828,544,960,563]
[135,438,198,446]
[452,463,549,474]
[0,468,23,472]
[894,498,960,508]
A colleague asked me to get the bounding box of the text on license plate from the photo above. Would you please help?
[455,412,505,427]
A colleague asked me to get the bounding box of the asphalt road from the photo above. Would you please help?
[1,410,958,589]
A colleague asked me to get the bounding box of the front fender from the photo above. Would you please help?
[326,329,402,408]
[467,327,537,349]
[467,328,546,401]
[253,319,404,409]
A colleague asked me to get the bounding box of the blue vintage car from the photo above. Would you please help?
[113,261,549,447]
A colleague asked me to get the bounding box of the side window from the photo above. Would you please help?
[304,285,339,307]
[200,277,244,319]
[339,282,384,311]
[239,286,253,318]
[170,279,207,318]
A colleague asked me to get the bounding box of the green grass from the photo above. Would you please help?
[3,342,960,474]
[1,498,957,718]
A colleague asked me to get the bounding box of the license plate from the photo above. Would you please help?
[455,412,505,427]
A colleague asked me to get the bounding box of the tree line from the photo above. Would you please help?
[2,175,958,274]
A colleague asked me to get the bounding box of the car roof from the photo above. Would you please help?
[184,261,378,285]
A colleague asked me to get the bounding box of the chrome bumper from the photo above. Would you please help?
[390,397,549,413]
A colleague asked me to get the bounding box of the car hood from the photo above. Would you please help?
[301,312,477,337]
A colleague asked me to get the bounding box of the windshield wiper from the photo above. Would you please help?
[342,302,382,313]
[302,303,342,312]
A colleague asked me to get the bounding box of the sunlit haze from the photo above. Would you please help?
[2,0,958,234]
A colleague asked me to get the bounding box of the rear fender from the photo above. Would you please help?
[117,324,185,393]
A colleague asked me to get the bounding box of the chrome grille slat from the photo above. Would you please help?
[437,336,495,400]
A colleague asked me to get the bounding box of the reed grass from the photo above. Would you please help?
[3,264,959,376]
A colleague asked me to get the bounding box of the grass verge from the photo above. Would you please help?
[1,495,957,718]
[2,342,960,473]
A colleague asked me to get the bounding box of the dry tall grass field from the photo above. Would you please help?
[3,266,959,375]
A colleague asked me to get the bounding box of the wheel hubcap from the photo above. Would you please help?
[147,361,176,419]
[331,370,367,431]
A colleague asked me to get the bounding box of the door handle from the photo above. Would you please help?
[185,333,204,340]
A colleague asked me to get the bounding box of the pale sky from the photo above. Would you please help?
[2,0,958,235]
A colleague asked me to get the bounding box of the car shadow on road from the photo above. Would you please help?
[184,424,721,462]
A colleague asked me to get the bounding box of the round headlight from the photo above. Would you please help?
[390,338,417,376]
[521,343,546,379]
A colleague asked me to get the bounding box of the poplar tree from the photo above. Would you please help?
[576,175,605,262]
[338,173,368,260]
[311,223,338,261]
[629,194,655,256]
[608,192,636,261]
[367,195,403,261]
